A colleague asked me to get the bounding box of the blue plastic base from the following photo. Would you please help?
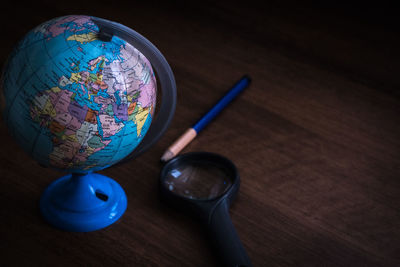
[40,173,127,232]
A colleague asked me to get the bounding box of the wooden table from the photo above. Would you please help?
[1,2,399,266]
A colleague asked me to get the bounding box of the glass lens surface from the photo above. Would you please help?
[163,160,233,200]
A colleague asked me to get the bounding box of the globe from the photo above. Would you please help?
[1,15,156,173]
[1,15,177,232]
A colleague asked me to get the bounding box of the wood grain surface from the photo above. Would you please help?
[1,2,399,266]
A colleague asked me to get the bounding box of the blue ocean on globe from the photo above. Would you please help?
[1,15,157,173]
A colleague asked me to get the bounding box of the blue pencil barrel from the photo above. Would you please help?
[192,76,251,133]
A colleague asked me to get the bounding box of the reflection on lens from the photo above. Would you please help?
[163,161,233,200]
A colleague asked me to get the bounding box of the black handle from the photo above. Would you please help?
[208,199,252,267]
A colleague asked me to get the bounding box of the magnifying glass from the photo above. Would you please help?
[160,152,252,267]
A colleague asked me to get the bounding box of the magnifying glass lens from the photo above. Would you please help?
[163,161,233,200]
[160,153,251,266]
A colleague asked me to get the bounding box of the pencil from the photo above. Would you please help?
[161,75,251,162]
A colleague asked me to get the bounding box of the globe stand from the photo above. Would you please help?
[40,173,127,232]
[4,16,177,232]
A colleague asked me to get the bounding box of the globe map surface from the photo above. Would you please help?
[1,15,157,173]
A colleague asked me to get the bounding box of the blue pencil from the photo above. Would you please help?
[161,76,251,161]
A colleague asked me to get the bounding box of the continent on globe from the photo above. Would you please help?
[1,15,157,172]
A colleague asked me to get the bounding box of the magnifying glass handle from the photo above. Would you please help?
[208,199,252,267]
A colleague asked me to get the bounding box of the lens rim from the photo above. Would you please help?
[159,152,240,220]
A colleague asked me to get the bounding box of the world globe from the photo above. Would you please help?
[1,15,176,231]
[2,15,157,173]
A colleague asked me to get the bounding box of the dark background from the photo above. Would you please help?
[1,1,399,266]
